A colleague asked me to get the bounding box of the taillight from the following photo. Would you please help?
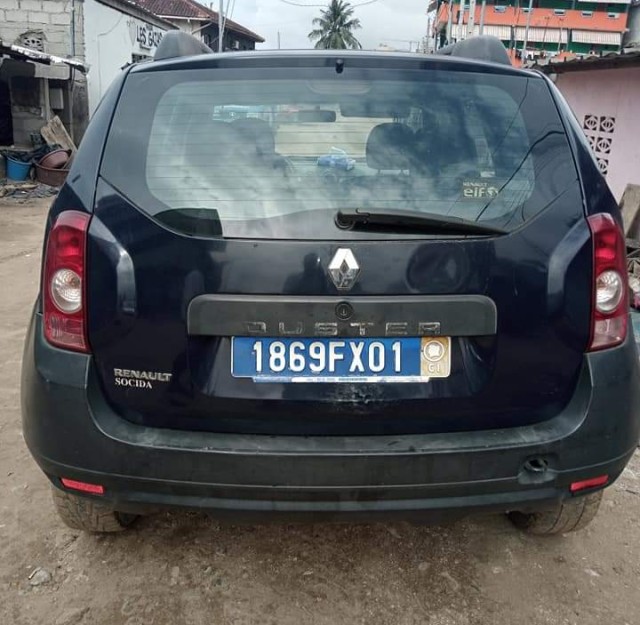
[588,213,628,351]
[570,475,608,493]
[43,211,91,353]
[61,478,105,495]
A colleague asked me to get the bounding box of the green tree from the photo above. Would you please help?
[308,0,362,50]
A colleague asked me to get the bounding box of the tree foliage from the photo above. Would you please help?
[308,0,362,50]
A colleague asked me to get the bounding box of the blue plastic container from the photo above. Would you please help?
[6,156,31,181]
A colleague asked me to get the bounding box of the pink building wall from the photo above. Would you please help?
[555,66,640,202]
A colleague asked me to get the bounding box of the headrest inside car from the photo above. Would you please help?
[366,123,413,171]
[232,118,276,156]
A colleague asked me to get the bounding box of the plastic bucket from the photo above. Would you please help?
[6,156,31,181]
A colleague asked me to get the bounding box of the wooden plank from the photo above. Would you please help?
[40,115,76,153]
[621,183,640,238]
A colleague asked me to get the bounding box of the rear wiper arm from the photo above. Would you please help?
[336,209,507,236]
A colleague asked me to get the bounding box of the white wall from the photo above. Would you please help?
[84,0,171,114]
[556,66,640,201]
[171,18,206,38]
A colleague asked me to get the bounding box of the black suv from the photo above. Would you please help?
[21,34,640,534]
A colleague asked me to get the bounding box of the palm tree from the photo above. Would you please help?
[308,0,363,50]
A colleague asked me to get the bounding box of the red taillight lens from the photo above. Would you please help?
[588,213,628,352]
[61,478,105,495]
[43,211,91,353]
[570,475,608,493]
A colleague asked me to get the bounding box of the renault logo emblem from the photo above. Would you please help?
[328,248,360,291]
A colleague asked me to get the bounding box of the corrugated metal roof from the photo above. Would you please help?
[134,0,210,19]
[96,0,178,30]
[451,24,512,39]
[514,26,568,43]
[134,0,265,42]
[532,47,640,72]
[0,41,87,72]
[572,30,622,44]
[483,24,512,39]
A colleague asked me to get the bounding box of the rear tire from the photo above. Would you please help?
[508,490,603,535]
[51,486,138,533]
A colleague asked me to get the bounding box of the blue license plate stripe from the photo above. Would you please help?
[232,337,424,381]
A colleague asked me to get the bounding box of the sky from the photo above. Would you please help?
[226,0,431,51]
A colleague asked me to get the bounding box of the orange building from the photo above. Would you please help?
[435,0,630,65]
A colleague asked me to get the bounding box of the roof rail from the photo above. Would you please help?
[154,31,212,61]
[436,36,511,66]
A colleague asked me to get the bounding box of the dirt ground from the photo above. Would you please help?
[1,197,639,625]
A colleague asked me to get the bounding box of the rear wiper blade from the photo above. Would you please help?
[336,209,507,236]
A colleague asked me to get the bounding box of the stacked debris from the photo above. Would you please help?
[622,185,640,311]
[1,144,68,186]
[628,247,640,310]
[1,143,59,165]
[0,181,59,201]
[1,115,76,188]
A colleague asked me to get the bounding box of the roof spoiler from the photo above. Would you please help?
[436,36,511,66]
[154,31,212,61]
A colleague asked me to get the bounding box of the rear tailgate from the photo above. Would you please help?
[86,55,591,436]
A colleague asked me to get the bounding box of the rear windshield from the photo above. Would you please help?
[101,64,579,239]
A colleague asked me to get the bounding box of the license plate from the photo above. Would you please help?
[231,337,451,383]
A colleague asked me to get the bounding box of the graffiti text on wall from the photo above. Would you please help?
[135,23,164,50]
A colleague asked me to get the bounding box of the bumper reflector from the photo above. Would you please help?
[61,478,105,495]
[570,475,608,493]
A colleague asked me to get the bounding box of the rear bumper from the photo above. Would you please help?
[22,312,640,521]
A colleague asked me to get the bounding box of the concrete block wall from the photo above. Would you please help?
[0,0,85,59]
[0,1,88,146]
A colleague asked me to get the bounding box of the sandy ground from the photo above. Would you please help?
[0,197,639,625]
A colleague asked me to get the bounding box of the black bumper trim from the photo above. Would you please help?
[44,447,631,519]
[22,310,640,518]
